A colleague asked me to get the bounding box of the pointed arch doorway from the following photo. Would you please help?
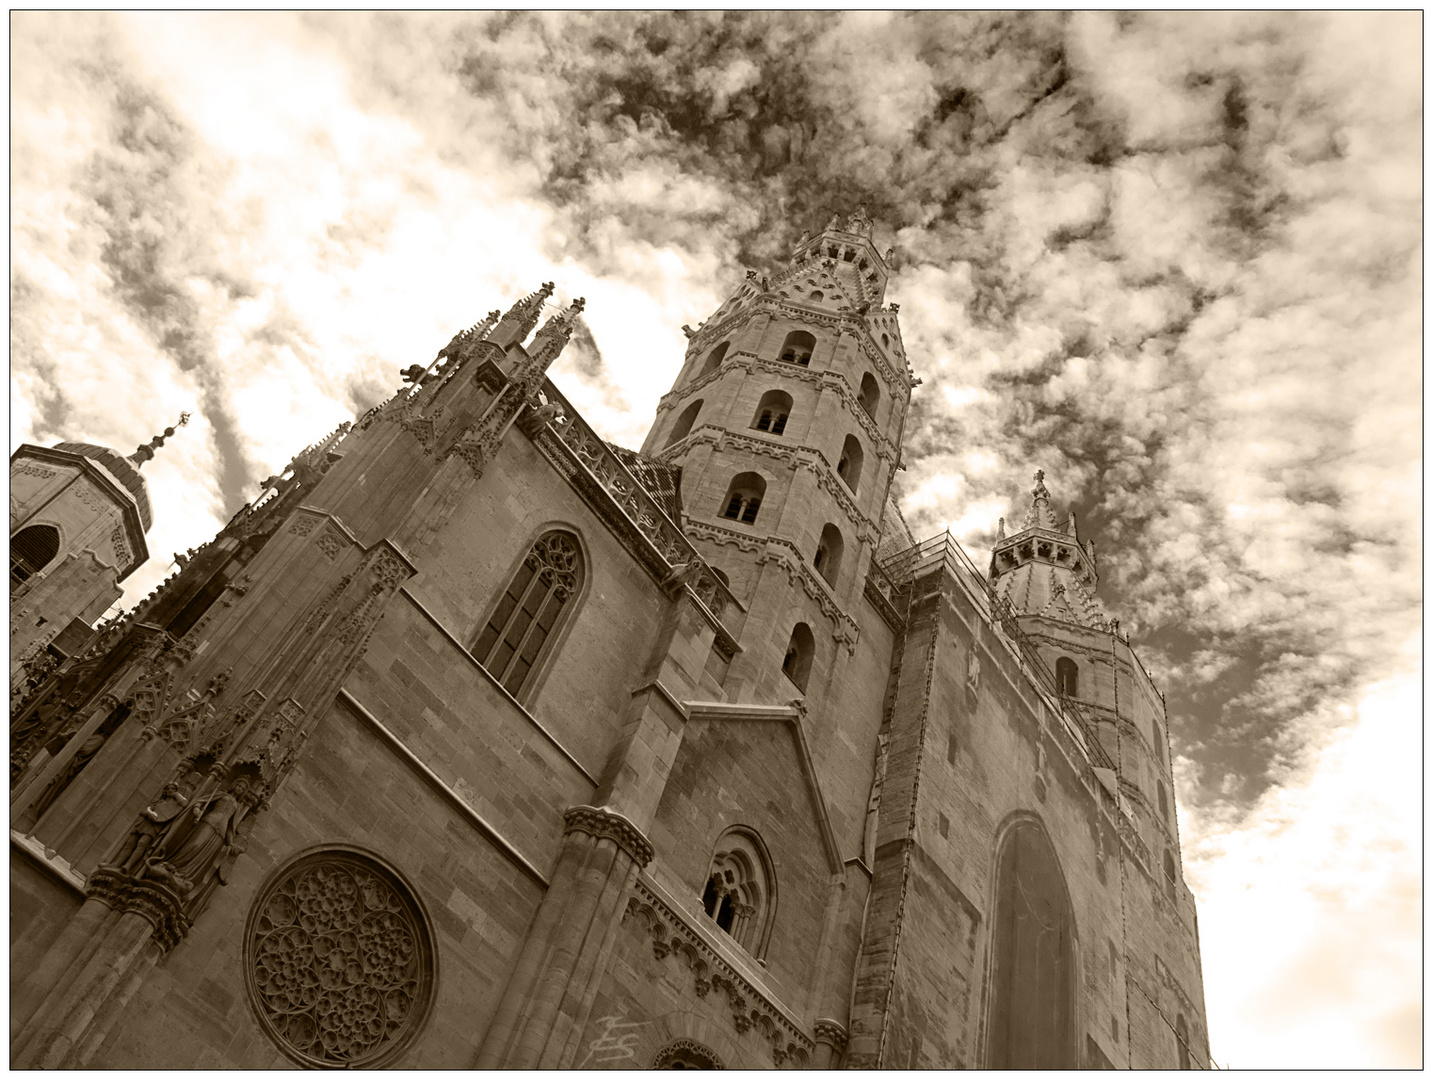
[986,817,1078,1069]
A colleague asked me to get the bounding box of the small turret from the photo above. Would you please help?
[989,470,1105,630]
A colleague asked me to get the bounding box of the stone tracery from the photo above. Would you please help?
[246,850,434,1068]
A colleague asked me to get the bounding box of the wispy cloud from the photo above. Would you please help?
[10,12,1419,1065]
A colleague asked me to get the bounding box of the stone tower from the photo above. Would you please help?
[641,207,919,705]
[9,415,188,680]
[11,215,1211,1071]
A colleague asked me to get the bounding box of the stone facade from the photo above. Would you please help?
[10,215,1210,1068]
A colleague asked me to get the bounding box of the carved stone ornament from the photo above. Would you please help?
[652,1038,726,1069]
[289,514,320,538]
[814,1018,850,1051]
[87,867,190,952]
[245,849,436,1069]
[562,804,654,868]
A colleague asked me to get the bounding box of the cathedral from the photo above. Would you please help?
[10,211,1210,1069]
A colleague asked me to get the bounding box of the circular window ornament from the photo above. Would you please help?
[245,848,436,1068]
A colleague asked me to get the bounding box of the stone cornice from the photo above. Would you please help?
[757,539,861,654]
[669,427,879,542]
[563,804,654,868]
[625,875,814,1067]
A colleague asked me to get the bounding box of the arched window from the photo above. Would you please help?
[858,372,880,417]
[813,523,844,586]
[654,1040,724,1069]
[1176,1014,1191,1070]
[782,623,815,692]
[778,330,815,367]
[667,399,703,449]
[1055,657,1079,698]
[700,341,730,377]
[700,826,776,958]
[836,434,864,493]
[473,531,583,698]
[988,820,1077,1068]
[1163,849,1178,902]
[808,290,824,303]
[751,389,793,436]
[720,472,766,525]
[881,332,890,348]
[11,524,60,584]
[1157,779,1169,822]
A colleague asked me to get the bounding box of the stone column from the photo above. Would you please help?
[475,805,653,1069]
[813,1018,850,1069]
[10,872,184,1068]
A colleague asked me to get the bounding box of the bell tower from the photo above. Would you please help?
[10,414,188,675]
[641,209,918,703]
[990,470,1187,900]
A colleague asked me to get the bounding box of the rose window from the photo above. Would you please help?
[245,850,435,1068]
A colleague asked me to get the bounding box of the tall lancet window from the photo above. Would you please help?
[474,531,583,698]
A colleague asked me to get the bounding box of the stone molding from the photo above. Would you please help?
[86,866,189,952]
[624,878,813,1067]
[652,1038,726,1069]
[562,805,654,869]
[814,1017,850,1051]
[756,540,860,654]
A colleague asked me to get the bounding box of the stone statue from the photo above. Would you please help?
[145,775,254,894]
[107,783,190,874]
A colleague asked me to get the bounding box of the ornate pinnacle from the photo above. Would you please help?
[129,412,191,468]
[492,282,557,347]
[521,297,587,375]
[1022,469,1055,529]
[846,205,873,238]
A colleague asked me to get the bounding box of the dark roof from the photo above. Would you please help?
[605,442,683,524]
[52,442,152,532]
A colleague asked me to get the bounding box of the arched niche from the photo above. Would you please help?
[700,341,730,377]
[987,818,1078,1069]
[858,372,880,418]
[813,523,844,587]
[720,472,766,525]
[751,389,793,436]
[836,434,864,494]
[1055,657,1079,697]
[700,826,777,960]
[11,523,61,583]
[667,399,703,449]
[782,623,815,692]
[778,330,815,366]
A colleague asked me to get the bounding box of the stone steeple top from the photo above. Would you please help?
[785,206,893,309]
[990,471,1111,631]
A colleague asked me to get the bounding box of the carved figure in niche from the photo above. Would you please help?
[30,699,132,821]
[186,816,250,919]
[105,782,191,874]
[145,773,256,894]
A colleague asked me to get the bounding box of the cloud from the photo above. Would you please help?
[9,12,1420,1066]
[1181,658,1421,1067]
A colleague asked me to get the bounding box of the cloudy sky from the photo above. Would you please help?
[10,12,1420,1067]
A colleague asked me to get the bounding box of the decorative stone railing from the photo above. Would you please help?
[531,380,739,631]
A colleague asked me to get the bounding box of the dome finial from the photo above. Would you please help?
[129,412,191,468]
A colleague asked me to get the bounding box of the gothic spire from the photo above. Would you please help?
[490,282,556,348]
[128,412,191,469]
[1022,469,1056,530]
[520,297,586,379]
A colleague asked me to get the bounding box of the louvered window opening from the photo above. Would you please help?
[11,524,60,584]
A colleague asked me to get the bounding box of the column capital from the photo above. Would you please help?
[562,804,654,868]
[813,1017,849,1051]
